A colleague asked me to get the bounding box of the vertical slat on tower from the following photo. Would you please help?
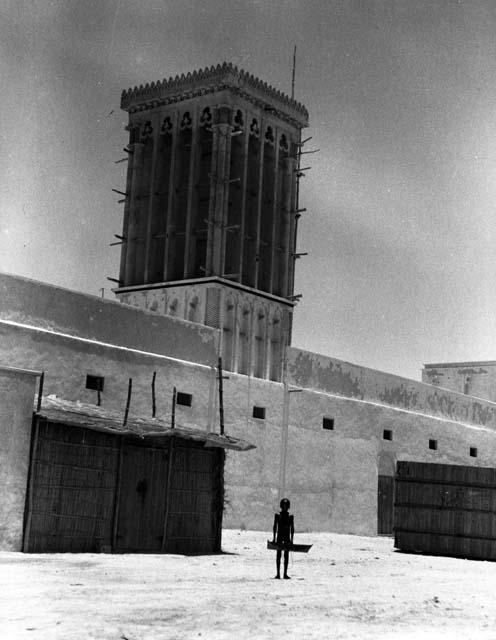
[280,139,297,298]
[183,108,199,278]
[119,125,138,286]
[148,113,174,283]
[206,106,232,277]
[287,138,300,299]
[242,119,261,288]
[123,140,144,286]
[268,126,281,294]
[163,110,180,281]
[133,122,154,285]
[236,110,250,283]
[253,117,266,289]
[143,113,160,284]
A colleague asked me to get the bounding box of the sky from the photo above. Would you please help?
[1,0,495,381]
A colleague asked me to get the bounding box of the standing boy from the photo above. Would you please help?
[272,498,294,579]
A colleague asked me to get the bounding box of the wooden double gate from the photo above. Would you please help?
[378,475,394,535]
[394,461,496,560]
[23,420,224,554]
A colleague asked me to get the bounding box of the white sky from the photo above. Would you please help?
[1,0,495,380]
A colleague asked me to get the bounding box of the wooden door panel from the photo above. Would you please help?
[116,445,168,552]
[166,445,221,552]
[378,474,394,535]
[25,421,118,553]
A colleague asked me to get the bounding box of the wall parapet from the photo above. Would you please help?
[287,348,496,430]
[0,273,219,367]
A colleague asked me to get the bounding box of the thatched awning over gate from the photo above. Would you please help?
[34,395,255,452]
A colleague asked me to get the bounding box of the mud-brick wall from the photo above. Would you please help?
[0,367,39,550]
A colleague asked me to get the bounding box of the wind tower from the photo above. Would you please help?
[114,63,309,381]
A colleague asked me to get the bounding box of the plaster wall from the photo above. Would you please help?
[220,374,285,531]
[276,387,496,535]
[3,320,496,536]
[3,279,496,536]
[0,367,39,550]
[191,370,378,535]
[0,273,218,366]
[288,349,496,430]
[0,318,374,534]
[422,362,496,403]
[0,321,216,432]
[207,369,496,534]
[0,320,291,532]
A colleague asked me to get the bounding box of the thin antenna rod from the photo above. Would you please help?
[291,45,297,99]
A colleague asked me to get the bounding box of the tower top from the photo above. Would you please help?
[121,62,309,128]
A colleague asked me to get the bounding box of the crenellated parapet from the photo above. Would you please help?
[121,62,309,128]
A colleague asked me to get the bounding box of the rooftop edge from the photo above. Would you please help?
[424,361,496,369]
[121,62,309,126]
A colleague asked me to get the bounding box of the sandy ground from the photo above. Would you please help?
[2,529,496,640]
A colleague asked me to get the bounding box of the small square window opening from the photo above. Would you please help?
[253,406,266,420]
[322,417,334,430]
[383,429,393,441]
[470,447,478,458]
[176,392,192,407]
[86,375,104,392]
[429,439,438,451]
